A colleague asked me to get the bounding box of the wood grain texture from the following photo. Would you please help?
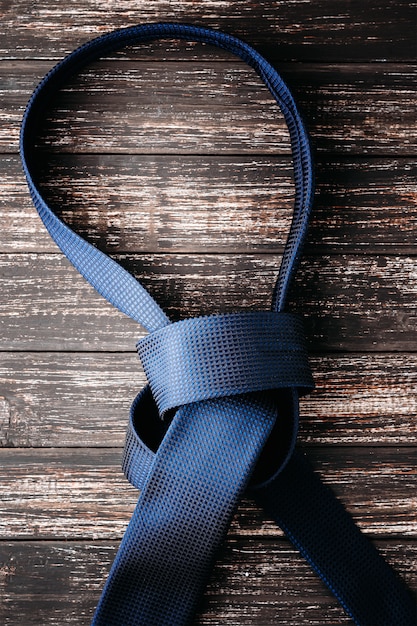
[1,1,416,622]
[1,253,416,351]
[0,352,416,448]
[2,61,416,154]
[0,539,415,625]
[3,155,416,254]
[1,0,415,61]
[0,447,415,540]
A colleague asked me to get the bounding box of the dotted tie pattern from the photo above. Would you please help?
[20,22,416,626]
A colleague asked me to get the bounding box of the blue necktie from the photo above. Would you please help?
[20,22,416,626]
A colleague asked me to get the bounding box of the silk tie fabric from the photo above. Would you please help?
[20,22,416,626]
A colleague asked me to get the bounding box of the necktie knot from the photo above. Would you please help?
[137,311,314,418]
[20,21,416,624]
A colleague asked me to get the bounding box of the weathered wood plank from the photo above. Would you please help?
[1,1,415,61]
[0,447,415,539]
[0,539,415,625]
[4,155,416,254]
[300,354,417,445]
[1,253,416,351]
[2,58,290,155]
[1,352,416,447]
[310,158,417,254]
[197,540,417,626]
[0,253,141,351]
[1,5,415,625]
[3,61,416,154]
[2,154,294,253]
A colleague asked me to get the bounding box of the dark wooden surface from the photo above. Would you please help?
[0,2,416,624]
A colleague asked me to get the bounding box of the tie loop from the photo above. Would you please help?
[20,22,314,327]
[20,22,415,626]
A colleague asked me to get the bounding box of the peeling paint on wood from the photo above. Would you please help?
[1,2,416,622]
[2,60,416,154]
[0,352,416,447]
[0,539,415,625]
[1,253,416,350]
[0,61,417,155]
[0,447,415,539]
[1,1,415,61]
[2,155,416,254]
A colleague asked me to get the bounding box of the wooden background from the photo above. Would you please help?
[1,1,416,624]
